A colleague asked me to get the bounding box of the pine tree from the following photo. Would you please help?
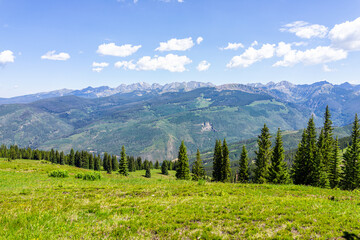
[268,128,289,184]
[60,151,65,165]
[68,148,75,166]
[161,160,169,175]
[136,157,142,170]
[254,124,272,183]
[322,106,334,173]
[112,155,119,171]
[304,116,318,186]
[212,140,222,181]
[155,160,160,169]
[119,146,129,176]
[175,141,190,180]
[89,154,94,170]
[341,114,360,190]
[221,139,231,182]
[315,129,329,188]
[75,151,81,168]
[238,145,249,183]
[55,150,60,164]
[192,149,205,181]
[94,155,101,171]
[145,164,151,178]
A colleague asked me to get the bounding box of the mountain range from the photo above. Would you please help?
[0,80,359,161]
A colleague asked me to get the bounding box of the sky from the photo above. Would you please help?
[1,0,360,97]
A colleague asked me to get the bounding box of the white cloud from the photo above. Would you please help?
[115,54,192,72]
[178,0,184,2]
[280,21,328,39]
[251,41,258,47]
[155,37,194,51]
[221,42,244,50]
[226,44,275,68]
[92,62,109,73]
[329,17,360,51]
[92,62,109,68]
[134,0,138,3]
[97,43,141,57]
[92,67,104,73]
[197,60,210,71]
[0,50,15,65]
[322,64,334,72]
[114,60,137,70]
[41,51,70,61]
[273,45,347,67]
[196,37,203,45]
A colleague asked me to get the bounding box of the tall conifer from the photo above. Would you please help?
[221,139,231,182]
[268,128,289,184]
[119,146,128,176]
[212,140,222,181]
[175,141,190,180]
[254,124,272,183]
[341,114,360,190]
[192,149,205,181]
[238,145,249,183]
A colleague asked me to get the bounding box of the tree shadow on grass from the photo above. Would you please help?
[343,231,360,240]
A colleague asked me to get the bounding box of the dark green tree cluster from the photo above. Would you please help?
[212,139,231,182]
[292,106,341,188]
[161,160,169,175]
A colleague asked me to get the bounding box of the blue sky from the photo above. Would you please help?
[1,0,360,97]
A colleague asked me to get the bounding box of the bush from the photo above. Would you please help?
[48,170,69,178]
[40,160,51,164]
[74,173,83,179]
[75,172,101,181]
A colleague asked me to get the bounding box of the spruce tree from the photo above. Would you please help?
[94,155,101,171]
[68,148,75,166]
[75,151,81,168]
[119,146,129,176]
[254,124,272,183]
[155,160,160,169]
[315,129,330,188]
[212,140,222,182]
[89,154,94,170]
[221,139,231,182]
[161,160,169,175]
[305,116,318,186]
[175,141,190,180]
[192,149,205,181]
[112,155,119,171]
[341,114,360,190]
[60,151,65,165]
[145,164,151,178]
[268,128,289,184]
[322,106,334,173]
[136,157,142,170]
[238,145,249,183]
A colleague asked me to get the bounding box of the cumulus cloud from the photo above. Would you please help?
[0,50,15,65]
[197,60,210,71]
[155,37,194,51]
[196,37,203,45]
[115,54,192,72]
[97,43,141,57]
[273,45,347,67]
[221,42,244,50]
[281,21,328,39]
[251,41,258,47]
[226,44,275,68]
[92,62,109,72]
[329,17,360,51]
[41,51,70,61]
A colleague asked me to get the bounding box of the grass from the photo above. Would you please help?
[1,159,360,239]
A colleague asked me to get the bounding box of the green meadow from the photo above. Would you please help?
[0,159,360,239]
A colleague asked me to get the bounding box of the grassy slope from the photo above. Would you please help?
[1,159,360,239]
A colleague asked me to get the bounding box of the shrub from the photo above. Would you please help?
[81,172,102,181]
[48,170,69,178]
[74,173,83,179]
